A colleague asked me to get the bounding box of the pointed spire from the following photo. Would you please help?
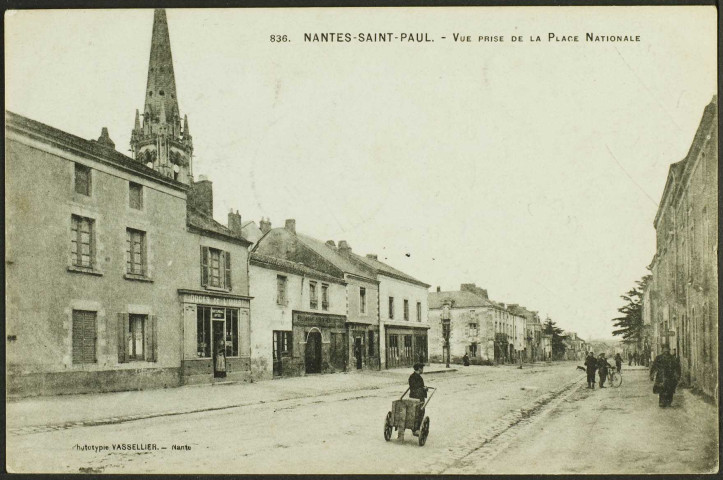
[134,109,141,130]
[183,114,190,137]
[143,9,179,125]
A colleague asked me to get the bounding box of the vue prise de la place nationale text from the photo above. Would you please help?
[301,32,641,43]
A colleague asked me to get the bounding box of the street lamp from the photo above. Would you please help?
[441,301,451,368]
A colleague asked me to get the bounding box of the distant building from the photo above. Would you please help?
[646,95,718,400]
[507,304,543,362]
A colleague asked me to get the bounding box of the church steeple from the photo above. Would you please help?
[130,9,193,183]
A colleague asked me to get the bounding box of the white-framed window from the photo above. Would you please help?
[200,246,231,290]
[128,314,146,360]
[71,215,95,269]
[126,228,147,276]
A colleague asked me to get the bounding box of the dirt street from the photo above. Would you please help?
[6,362,717,474]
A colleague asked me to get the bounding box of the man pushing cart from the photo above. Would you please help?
[384,363,436,446]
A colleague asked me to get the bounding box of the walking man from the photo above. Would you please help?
[584,351,598,389]
[408,363,428,437]
[614,353,623,373]
[650,345,681,407]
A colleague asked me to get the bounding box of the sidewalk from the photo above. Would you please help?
[6,364,466,434]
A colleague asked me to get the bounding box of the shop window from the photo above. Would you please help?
[225,308,239,357]
[389,334,399,360]
[321,284,329,311]
[196,306,239,358]
[309,281,318,309]
[74,163,91,196]
[200,246,231,290]
[404,335,413,359]
[274,330,293,359]
[368,331,375,356]
[72,310,97,364]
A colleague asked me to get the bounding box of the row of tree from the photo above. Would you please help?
[611,274,652,347]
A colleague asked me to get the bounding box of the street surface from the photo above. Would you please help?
[6,362,718,474]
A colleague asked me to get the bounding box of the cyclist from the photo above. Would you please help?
[598,353,612,388]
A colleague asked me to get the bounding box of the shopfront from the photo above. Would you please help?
[385,326,428,369]
[291,311,347,375]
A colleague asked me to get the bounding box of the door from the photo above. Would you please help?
[305,330,322,374]
[273,331,283,377]
[354,337,363,369]
[212,320,226,377]
[330,332,347,371]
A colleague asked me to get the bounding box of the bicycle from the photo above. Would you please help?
[607,369,623,388]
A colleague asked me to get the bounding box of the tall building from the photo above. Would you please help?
[6,9,253,396]
[130,9,194,184]
[646,95,718,400]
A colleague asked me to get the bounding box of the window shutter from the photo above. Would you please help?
[146,315,158,362]
[200,246,209,286]
[224,251,232,290]
[117,313,129,363]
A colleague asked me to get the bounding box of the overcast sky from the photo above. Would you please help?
[5,7,716,340]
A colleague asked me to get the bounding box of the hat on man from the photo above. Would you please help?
[413,363,424,371]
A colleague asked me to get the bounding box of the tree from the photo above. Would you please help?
[542,319,567,360]
[611,275,652,345]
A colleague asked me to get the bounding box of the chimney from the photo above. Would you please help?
[338,240,351,255]
[96,127,115,149]
[259,217,271,234]
[436,286,441,293]
[325,240,337,249]
[189,176,213,217]
[366,254,378,260]
[284,219,296,234]
[228,209,242,235]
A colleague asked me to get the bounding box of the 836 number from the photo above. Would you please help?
[270,35,289,42]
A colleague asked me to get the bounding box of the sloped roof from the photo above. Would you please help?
[296,234,377,280]
[187,206,252,246]
[250,252,345,284]
[6,110,186,191]
[351,254,431,288]
[428,291,495,309]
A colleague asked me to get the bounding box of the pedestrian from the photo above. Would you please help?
[408,363,428,437]
[628,352,633,366]
[598,353,611,388]
[215,343,226,378]
[462,353,470,367]
[650,345,681,408]
[614,353,623,373]
[584,351,598,389]
[633,352,639,366]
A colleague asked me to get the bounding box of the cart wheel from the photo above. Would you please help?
[418,417,430,446]
[384,412,393,441]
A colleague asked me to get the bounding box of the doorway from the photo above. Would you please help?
[354,337,363,369]
[305,330,322,374]
[212,320,226,378]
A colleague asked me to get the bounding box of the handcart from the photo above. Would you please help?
[383,386,436,446]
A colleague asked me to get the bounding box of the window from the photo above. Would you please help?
[74,163,91,195]
[273,330,293,358]
[309,281,318,309]
[388,297,395,319]
[404,335,413,359]
[72,310,96,364]
[129,182,143,209]
[468,323,478,336]
[200,247,232,290]
[71,215,95,268]
[196,306,239,358]
[118,313,156,363]
[417,302,422,322]
[277,275,287,305]
[404,299,409,321]
[389,335,399,360]
[126,228,147,276]
[359,287,366,314]
[321,284,329,311]
[128,314,146,360]
[368,331,375,356]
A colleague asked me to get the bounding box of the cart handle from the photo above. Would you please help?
[400,387,410,400]
[422,387,437,409]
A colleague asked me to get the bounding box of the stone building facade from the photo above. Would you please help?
[646,95,718,400]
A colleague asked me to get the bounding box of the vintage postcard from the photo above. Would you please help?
[4,6,718,474]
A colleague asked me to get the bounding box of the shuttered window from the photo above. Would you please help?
[71,215,95,268]
[117,313,157,363]
[72,310,97,364]
[200,246,231,290]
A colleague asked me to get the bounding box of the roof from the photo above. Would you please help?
[351,254,431,288]
[187,206,252,246]
[250,252,345,284]
[428,291,495,309]
[5,110,187,191]
[296,233,377,280]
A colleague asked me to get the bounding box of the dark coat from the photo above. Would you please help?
[651,352,681,392]
[409,372,427,400]
[584,355,598,373]
[597,358,611,374]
